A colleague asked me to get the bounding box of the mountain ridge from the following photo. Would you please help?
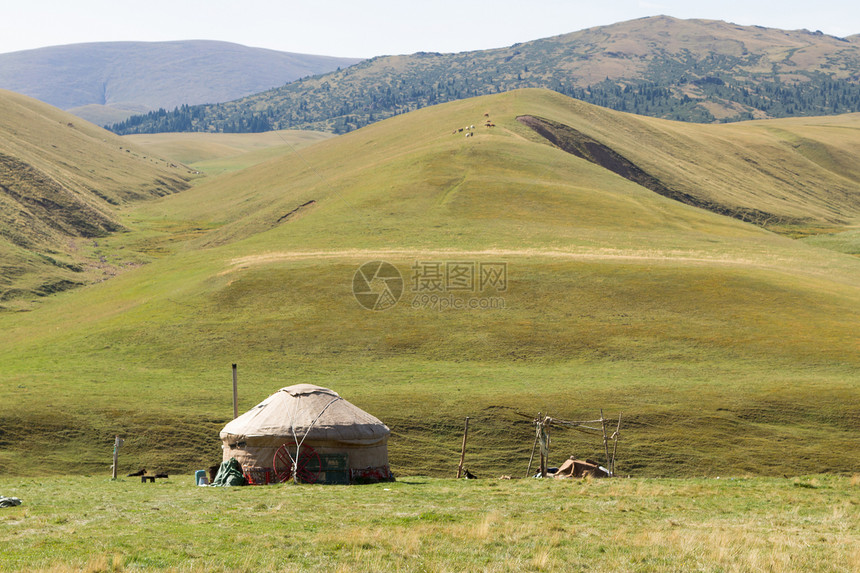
[0,40,362,125]
[109,16,860,135]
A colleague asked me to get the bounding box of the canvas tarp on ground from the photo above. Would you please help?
[553,457,609,479]
[211,457,247,487]
[220,384,390,477]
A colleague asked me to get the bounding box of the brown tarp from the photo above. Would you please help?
[554,457,609,478]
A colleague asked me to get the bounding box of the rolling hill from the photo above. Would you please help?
[110,16,860,135]
[0,89,191,306]
[0,40,362,126]
[0,89,857,479]
[124,129,336,176]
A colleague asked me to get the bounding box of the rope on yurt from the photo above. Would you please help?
[286,395,344,481]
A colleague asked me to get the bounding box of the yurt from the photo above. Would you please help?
[220,384,393,484]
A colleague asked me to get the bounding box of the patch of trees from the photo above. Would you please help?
[107,62,860,136]
[109,104,272,134]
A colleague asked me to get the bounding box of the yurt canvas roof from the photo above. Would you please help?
[220,384,389,445]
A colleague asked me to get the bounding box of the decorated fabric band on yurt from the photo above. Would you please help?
[220,384,393,485]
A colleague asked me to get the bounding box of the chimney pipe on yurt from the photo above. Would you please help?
[231,364,238,420]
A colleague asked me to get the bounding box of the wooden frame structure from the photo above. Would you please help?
[526,410,622,478]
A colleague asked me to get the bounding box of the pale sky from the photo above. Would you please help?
[2,0,858,57]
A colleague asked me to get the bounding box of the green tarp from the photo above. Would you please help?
[210,457,247,487]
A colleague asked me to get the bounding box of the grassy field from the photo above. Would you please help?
[0,475,857,572]
[124,130,335,176]
[0,89,858,481]
[802,228,860,255]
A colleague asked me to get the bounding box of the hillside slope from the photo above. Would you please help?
[0,90,190,305]
[0,40,361,125]
[147,89,860,240]
[111,16,860,135]
[124,129,336,176]
[0,90,857,477]
[515,105,860,234]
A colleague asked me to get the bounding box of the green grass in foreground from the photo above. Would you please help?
[0,475,857,572]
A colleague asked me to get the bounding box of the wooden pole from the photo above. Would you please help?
[600,409,611,474]
[539,442,546,477]
[111,435,123,480]
[232,364,238,420]
[610,413,622,477]
[456,417,470,478]
[539,416,548,478]
[526,414,540,478]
